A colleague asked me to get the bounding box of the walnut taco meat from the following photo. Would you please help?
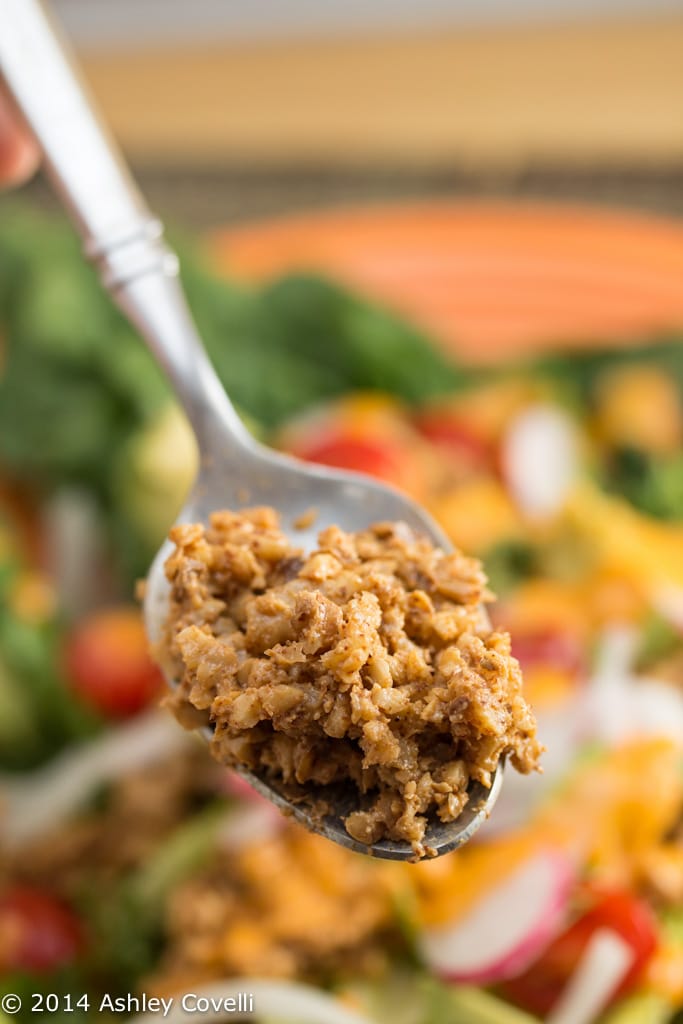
[157,508,542,858]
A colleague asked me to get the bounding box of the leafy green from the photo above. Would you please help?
[0,203,460,446]
[390,886,422,965]
[184,268,464,428]
[0,546,99,771]
[3,198,683,594]
[661,908,683,945]
[72,801,229,993]
[0,207,168,491]
[528,338,683,411]
[600,447,683,521]
[525,341,683,523]
[599,992,673,1024]
[635,613,683,671]
[444,985,541,1024]
[0,202,462,583]
[128,800,228,917]
[79,884,161,995]
[0,969,93,1023]
[346,972,540,1024]
[482,540,539,595]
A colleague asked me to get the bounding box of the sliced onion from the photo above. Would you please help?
[502,404,579,519]
[130,979,376,1024]
[0,710,192,847]
[546,928,634,1024]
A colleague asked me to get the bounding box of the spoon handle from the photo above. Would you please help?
[0,0,248,451]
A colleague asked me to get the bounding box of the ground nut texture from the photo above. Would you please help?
[159,508,542,858]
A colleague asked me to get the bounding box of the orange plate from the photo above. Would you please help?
[207,200,683,363]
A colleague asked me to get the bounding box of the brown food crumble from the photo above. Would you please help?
[149,824,400,989]
[158,508,541,858]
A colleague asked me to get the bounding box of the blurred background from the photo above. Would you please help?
[27,0,683,223]
[2,3,683,1022]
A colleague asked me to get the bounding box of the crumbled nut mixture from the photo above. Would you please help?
[149,824,400,990]
[159,508,542,857]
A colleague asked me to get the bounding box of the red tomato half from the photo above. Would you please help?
[295,435,410,490]
[414,412,492,473]
[0,887,83,975]
[501,891,658,1016]
[510,629,586,680]
[64,607,164,719]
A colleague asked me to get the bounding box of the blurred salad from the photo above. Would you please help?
[0,203,682,1024]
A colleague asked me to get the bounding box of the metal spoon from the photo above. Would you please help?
[0,0,502,860]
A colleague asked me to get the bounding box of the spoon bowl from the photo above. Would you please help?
[144,425,504,860]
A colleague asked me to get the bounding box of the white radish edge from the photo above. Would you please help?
[216,801,283,852]
[129,979,377,1024]
[419,849,573,985]
[545,928,635,1024]
[0,710,193,848]
[486,695,585,836]
[501,403,579,519]
[42,488,103,619]
[580,627,683,746]
[218,771,288,844]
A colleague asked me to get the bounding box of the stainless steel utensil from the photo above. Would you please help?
[0,0,502,859]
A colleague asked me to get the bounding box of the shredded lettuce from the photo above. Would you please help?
[343,972,540,1024]
[600,993,673,1024]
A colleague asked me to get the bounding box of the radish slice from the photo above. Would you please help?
[546,928,634,1024]
[129,979,376,1024]
[502,404,579,519]
[419,849,573,984]
[0,710,192,848]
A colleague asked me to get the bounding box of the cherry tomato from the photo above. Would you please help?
[64,607,163,719]
[0,886,83,975]
[501,891,658,1016]
[510,629,586,680]
[414,412,493,473]
[295,435,411,490]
